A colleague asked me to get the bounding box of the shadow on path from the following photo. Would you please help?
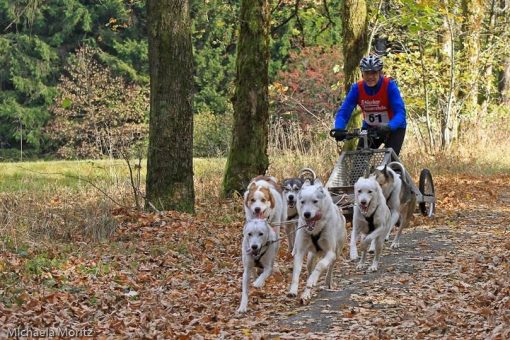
[280,227,458,333]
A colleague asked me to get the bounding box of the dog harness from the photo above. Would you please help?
[310,230,323,252]
[252,238,277,268]
[364,205,380,234]
[287,212,298,220]
[253,249,268,269]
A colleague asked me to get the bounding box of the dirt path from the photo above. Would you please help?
[272,183,510,338]
[280,227,458,333]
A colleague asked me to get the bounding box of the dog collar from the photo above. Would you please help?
[287,212,298,220]
[252,238,276,267]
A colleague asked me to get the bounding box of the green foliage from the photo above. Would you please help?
[46,46,148,159]
[191,0,238,115]
[193,112,232,157]
[269,0,343,77]
[24,253,65,276]
[0,33,58,150]
[0,0,148,156]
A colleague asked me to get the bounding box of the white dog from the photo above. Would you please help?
[238,219,278,313]
[244,176,287,249]
[350,176,391,272]
[288,179,346,303]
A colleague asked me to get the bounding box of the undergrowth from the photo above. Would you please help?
[0,122,509,250]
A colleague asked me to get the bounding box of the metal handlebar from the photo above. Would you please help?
[330,128,382,150]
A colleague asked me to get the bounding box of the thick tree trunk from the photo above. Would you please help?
[222,0,271,196]
[341,0,367,151]
[146,0,195,212]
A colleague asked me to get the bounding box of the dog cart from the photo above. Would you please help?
[326,129,436,221]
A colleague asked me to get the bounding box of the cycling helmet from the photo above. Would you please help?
[359,55,383,72]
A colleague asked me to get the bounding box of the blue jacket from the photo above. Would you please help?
[334,76,407,131]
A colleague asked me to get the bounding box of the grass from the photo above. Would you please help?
[1,126,509,250]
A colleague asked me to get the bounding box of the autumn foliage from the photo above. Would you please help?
[1,172,509,337]
[46,46,148,159]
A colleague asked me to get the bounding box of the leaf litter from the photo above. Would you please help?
[0,174,508,338]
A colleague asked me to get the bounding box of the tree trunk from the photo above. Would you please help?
[439,8,458,150]
[501,56,510,105]
[499,3,510,104]
[341,0,368,151]
[460,0,484,120]
[146,0,195,213]
[480,0,498,118]
[222,0,271,196]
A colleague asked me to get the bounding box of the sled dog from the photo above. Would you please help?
[238,219,278,313]
[288,179,346,303]
[350,176,391,272]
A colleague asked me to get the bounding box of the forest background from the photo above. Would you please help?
[1,0,509,162]
[1,1,509,336]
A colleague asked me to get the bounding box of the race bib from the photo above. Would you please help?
[366,112,389,126]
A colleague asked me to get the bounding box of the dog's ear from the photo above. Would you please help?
[260,187,275,208]
[303,178,312,187]
[316,186,326,199]
[314,178,323,186]
[268,191,275,208]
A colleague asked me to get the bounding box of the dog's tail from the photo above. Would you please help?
[299,168,317,182]
[387,161,406,180]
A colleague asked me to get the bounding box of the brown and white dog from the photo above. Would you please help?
[372,162,417,249]
[244,176,287,251]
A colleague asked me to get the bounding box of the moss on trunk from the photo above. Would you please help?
[222,0,271,196]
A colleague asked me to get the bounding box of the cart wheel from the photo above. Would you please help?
[419,168,435,217]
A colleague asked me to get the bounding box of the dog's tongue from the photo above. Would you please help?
[255,212,264,219]
[360,204,369,214]
[306,220,316,231]
[305,212,321,231]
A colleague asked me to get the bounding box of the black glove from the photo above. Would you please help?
[330,129,347,141]
[375,124,391,134]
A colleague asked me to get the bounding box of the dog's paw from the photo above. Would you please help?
[368,263,379,272]
[288,285,298,297]
[390,241,400,249]
[368,245,376,253]
[349,251,359,261]
[237,305,248,313]
[253,278,265,288]
[300,289,312,304]
[356,262,365,270]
